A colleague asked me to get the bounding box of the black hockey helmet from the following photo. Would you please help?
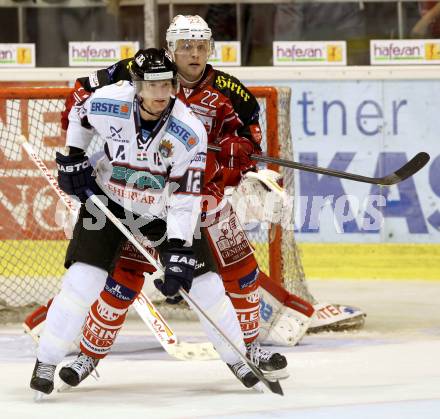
[129,48,178,87]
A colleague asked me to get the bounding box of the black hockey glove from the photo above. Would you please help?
[56,151,98,203]
[154,247,197,298]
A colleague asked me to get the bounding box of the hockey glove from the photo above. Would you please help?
[56,151,98,203]
[154,247,197,297]
[61,81,91,131]
[218,135,254,171]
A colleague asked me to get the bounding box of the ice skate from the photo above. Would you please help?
[58,352,99,390]
[30,359,56,400]
[227,360,261,389]
[246,341,289,380]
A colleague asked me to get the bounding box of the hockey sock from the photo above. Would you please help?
[225,269,260,344]
[80,267,144,359]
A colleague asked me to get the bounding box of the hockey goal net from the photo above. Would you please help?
[0,86,310,322]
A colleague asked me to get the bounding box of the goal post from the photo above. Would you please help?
[0,85,310,321]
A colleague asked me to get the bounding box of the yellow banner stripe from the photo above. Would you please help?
[299,243,440,281]
[0,240,68,277]
[1,241,439,281]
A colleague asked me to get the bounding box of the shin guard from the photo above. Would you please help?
[80,267,144,359]
[224,269,260,344]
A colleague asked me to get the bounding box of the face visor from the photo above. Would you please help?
[133,71,179,102]
[173,39,213,60]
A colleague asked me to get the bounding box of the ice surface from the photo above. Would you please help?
[0,279,439,419]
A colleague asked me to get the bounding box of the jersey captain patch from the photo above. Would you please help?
[90,99,132,119]
[166,116,199,151]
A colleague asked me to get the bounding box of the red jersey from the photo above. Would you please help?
[176,65,262,203]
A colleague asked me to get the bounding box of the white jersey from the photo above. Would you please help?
[66,81,207,245]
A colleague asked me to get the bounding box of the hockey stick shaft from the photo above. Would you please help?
[20,137,80,214]
[20,137,212,360]
[208,144,430,186]
[84,189,283,395]
[178,287,284,395]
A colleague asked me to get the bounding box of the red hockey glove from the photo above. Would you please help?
[218,136,255,171]
[60,82,91,131]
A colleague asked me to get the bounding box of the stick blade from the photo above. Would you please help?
[249,366,284,396]
[167,342,219,361]
[380,152,430,185]
[265,378,284,396]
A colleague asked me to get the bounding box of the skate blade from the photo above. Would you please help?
[262,367,289,381]
[33,391,46,402]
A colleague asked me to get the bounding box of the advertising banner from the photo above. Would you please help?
[0,102,66,241]
[0,44,35,68]
[371,39,440,65]
[244,78,439,244]
[69,42,140,67]
[209,41,241,66]
[281,80,439,243]
[273,41,347,66]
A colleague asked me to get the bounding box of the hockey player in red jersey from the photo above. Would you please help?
[163,15,364,338]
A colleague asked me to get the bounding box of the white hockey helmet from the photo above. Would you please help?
[166,15,213,53]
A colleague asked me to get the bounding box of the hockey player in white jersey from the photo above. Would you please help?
[30,49,261,397]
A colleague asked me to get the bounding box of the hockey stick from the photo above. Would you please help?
[208,145,430,186]
[83,188,284,396]
[20,136,217,361]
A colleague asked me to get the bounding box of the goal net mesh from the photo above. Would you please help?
[0,86,313,323]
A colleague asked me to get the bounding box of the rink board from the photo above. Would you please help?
[1,240,439,281]
[298,243,440,281]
